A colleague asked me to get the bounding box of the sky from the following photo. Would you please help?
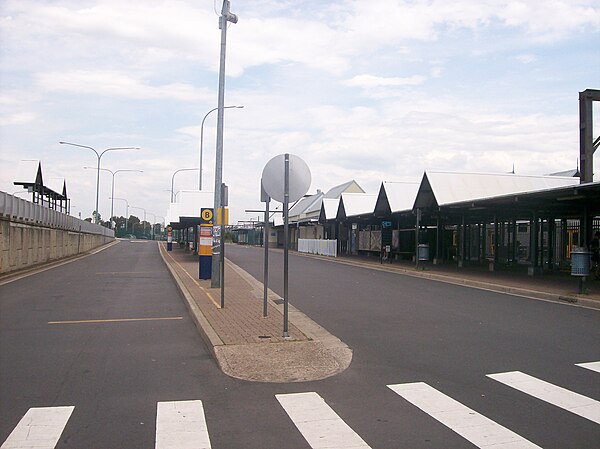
[1,0,599,225]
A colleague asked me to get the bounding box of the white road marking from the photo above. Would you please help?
[276,392,372,449]
[487,371,600,424]
[155,400,211,449]
[388,382,541,448]
[1,406,74,449]
[576,361,600,374]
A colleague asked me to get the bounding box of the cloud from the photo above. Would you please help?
[0,112,36,126]
[35,70,212,101]
[516,54,537,64]
[343,74,427,88]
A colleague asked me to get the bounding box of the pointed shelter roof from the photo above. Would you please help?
[288,180,365,223]
[46,178,67,199]
[337,193,378,220]
[319,198,340,222]
[324,180,364,198]
[14,160,43,188]
[414,171,580,209]
[374,180,421,216]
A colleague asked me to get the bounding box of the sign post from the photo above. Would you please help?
[199,208,213,280]
[261,182,270,317]
[261,153,311,338]
[166,225,173,251]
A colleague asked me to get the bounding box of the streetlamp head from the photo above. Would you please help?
[226,12,238,24]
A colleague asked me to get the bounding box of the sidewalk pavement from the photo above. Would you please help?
[158,242,352,383]
[159,242,600,383]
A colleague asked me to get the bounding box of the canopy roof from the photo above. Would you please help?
[288,179,364,222]
[374,180,420,216]
[319,198,341,222]
[14,160,43,187]
[337,193,378,220]
[414,171,579,209]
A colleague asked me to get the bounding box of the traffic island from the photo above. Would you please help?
[159,242,352,383]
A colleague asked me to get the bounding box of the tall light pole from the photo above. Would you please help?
[59,141,139,223]
[85,167,143,228]
[110,197,129,232]
[171,168,199,203]
[131,206,147,237]
[199,105,243,190]
[212,0,238,289]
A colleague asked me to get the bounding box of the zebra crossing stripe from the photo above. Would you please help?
[1,406,74,449]
[387,382,541,449]
[576,361,600,374]
[155,400,211,449]
[276,392,372,449]
[487,371,600,424]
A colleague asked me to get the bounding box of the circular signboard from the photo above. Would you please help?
[261,154,311,203]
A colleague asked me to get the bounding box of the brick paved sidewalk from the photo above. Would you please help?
[158,242,352,383]
[161,243,305,344]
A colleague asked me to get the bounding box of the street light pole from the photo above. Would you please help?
[212,0,238,289]
[171,168,200,203]
[60,141,139,223]
[85,167,142,228]
[199,105,243,190]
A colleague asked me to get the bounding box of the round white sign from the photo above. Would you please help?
[261,154,311,203]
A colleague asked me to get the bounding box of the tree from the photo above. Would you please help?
[112,216,128,237]
[128,215,141,237]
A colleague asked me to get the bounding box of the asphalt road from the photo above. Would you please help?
[225,244,600,449]
[1,241,599,448]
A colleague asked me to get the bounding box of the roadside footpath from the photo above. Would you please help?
[158,242,352,383]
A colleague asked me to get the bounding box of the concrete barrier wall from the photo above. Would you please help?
[0,219,113,275]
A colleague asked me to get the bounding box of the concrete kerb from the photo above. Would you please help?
[157,242,223,356]
[158,243,353,383]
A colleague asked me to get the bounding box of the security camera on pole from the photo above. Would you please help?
[261,154,311,338]
[211,0,238,289]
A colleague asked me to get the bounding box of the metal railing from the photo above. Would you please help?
[0,191,114,237]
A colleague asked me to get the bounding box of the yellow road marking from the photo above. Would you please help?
[48,317,183,325]
[161,244,221,309]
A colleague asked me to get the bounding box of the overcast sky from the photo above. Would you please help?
[1,0,599,225]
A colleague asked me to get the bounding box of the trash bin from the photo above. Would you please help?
[417,244,429,261]
[571,247,591,277]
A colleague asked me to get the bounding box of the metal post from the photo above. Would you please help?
[263,196,270,317]
[283,154,290,337]
[212,0,237,288]
[579,90,598,184]
[95,154,101,223]
[415,208,420,268]
[220,183,226,308]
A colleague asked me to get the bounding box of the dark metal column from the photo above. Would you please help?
[579,89,600,184]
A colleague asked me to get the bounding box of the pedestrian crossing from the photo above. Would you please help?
[487,371,600,424]
[2,361,598,449]
[388,382,542,448]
